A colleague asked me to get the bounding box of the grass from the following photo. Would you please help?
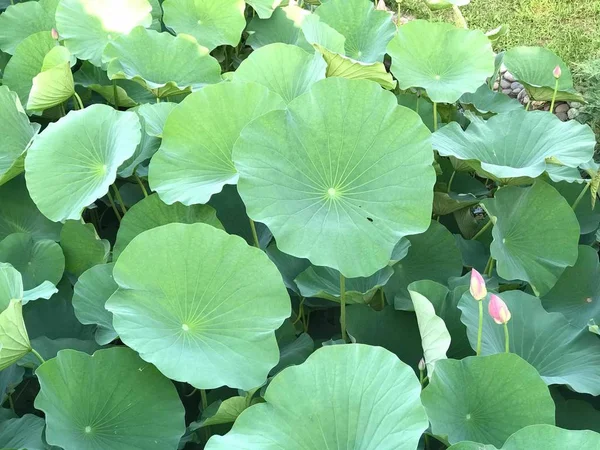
[392,0,600,66]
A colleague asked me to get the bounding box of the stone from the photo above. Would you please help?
[504,72,516,82]
[517,89,527,101]
[569,101,583,108]
[567,108,580,120]
[500,79,511,89]
[511,88,521,96]
[522,95,530,104]
[493,82,499,90]
[510,82,524,90]
[556,111,568,121]
[500,63,507,73]
[554,103,569,113]
[502,88,512,95]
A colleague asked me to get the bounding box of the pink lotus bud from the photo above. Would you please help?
[418,358,426,371]
[553,65,562,79]
[376,0,386,10]
[469,269,487,301]
[488,294,511,325]
[51,28,59,40]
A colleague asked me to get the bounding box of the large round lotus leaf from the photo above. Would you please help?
[541,245,600,329]
[72,263,117,345]
[433,111,596,180]
[553,180,600,234]
[245,6,306,50]
[162,0,245,51]
[300,14,346,55]
[448,425,600,450]
[0,0,57,54]
[482,181,580,296]
[0,233,64,291]
[0,263,23,310]
[385,221,463,310]
[265,242,311,294]
[0,300,30,371]
[233,77,435,278]
[103,27,222,98]
[35,347,185,450]
[113,193,223,259]
[233,43,326,104]
[150,82,285,205]
[0,414,46,450]
[2,31,60,109]
[60,221,110,277]
[458,290,600,395]
[137,102,178,137]
[247,0,282,19]
[387,20,495,103]
[25,105,141,222]
[118,114,161,178]
[421,354,555,447]
[106,223,290,390]
[0,87,39,186]
[503,46,584,102]
[295,265,393,304]
[205,344,428,450]
[459,84,523,114]
[55,0,153,67]
[315,0,395,63]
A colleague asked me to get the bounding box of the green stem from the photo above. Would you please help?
[485,258,495,277]
[415,93,420,114]
[7,394,14,412]
[107,190,122,222]
[379,288,385,310]
[550,78,559,113]
[292,297,305,325]
[525,101,531,111]
[419,366,425,386]
[447,170,456,193]
[59,102,66,117]
[200,389,212,443]
[476,301,483,356]
[471,219,492,240]
[134,174,149,197]
[156,96,161,103]
[424,434,431,450]
[433,102,438,132]
[571,182,591,211]
[112,80,119,110]
[111,184,127,215]
[249,219,260,248]
[73,91,84,110]
[340,274,347,342]
[503,322,510,353]
[31,348,46,365]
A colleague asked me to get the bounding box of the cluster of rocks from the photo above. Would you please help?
[493,64,582,122]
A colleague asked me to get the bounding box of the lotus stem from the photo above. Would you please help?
[447,170,456,193]
[471,219,492,240]
[7,394,14,412]
[134,173,149,197]
[571,182,590,211]
[31,348,46,365]
[379,288,385,309]
[200,389,212,443]
[112,80,119,110]
[340,273,347,342]
[106,190,122,221]
[476,301,483,356]
[249,219,260,247]
[550,77,559,113]
[504,322,510,353]
[525,101,531,111]
[433,102,438,131]
[73,91,84,110]
[111,184,127,215]
[484,257,495,277]
[59,102,66,117]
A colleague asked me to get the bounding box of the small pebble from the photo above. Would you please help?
[556,111,568,121]
[569,101,583,108]
[504,72,516,82]
[511,88,522,95]
[502,88,512,95]
[500,79,511,89]
[510,82,523,90]
[517,90,527,100]
[522,95,530,104]
[500,63,507,73]
[493,82,499,90]
[567,108,580,120]
[554,103,569,114]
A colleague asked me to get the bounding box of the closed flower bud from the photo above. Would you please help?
[418,358,426,371]
[488,294,511,325]
[469,269,487,301]
[51,28,59,40]
[553,65,562,79]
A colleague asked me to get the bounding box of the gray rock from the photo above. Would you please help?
[493,82,499,90]
[556,111,568,121]
[554,103,569,113]
[517,89,527,100]
[522,95,530,104]
[502,88,512,95]
[500,63,507,74]
[504,72,516,82]
[569,101,583,108]
[510,82,524,90]
[511,88,521,96]
[500,79,511,89]
[567,108,580,120]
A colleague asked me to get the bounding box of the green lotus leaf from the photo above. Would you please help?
[295,264,393,304]
[0,263,23,310]
[113,193,223,259]
[0,363,24,405]
[433,111,596,180]
[448,424,600,450]
[150,82,285,205]
[233,43,326,104]
[27,46,75,113]
[0,0,57,54]
[55,0,153,67]
[195,396,250,429]
[300,14,346,54]
[0,414,46,450]
[72,263,118,345]
[541,245,600,329]
[459,84,523,114]
[396,92,440,132]
[385,221,463,310]
[0,233,64,291]
[162,0,245,51]
[272,327,314,374]
[137,102,178,137]
[106,223,290,389]
[313,43,396,90]
[265,242,311,294]
[421,354,555,447]
[459,290,600,395]
[205,344,429,450]
[103,27,222,98]
[346,305,423,370]
[387,20,495,103]
[315,0,395,63]
[2,31,61,109]
[22,281,58,303]
[553,181,600,234]
[0,300,31,371]
[0,87,39,187]
[482,181,580,296]
[118,114,161,178]
[545,165,585,184]
[35,347,186,450]
[25,104,141,222]
[503,46,584,102]
[60,221,110,277]
[424,0,470,10]
[247,0,282,19]
[409,290,450,376]
[234,77,435,278]
[245,6,307,50]
[19,334,101,369]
